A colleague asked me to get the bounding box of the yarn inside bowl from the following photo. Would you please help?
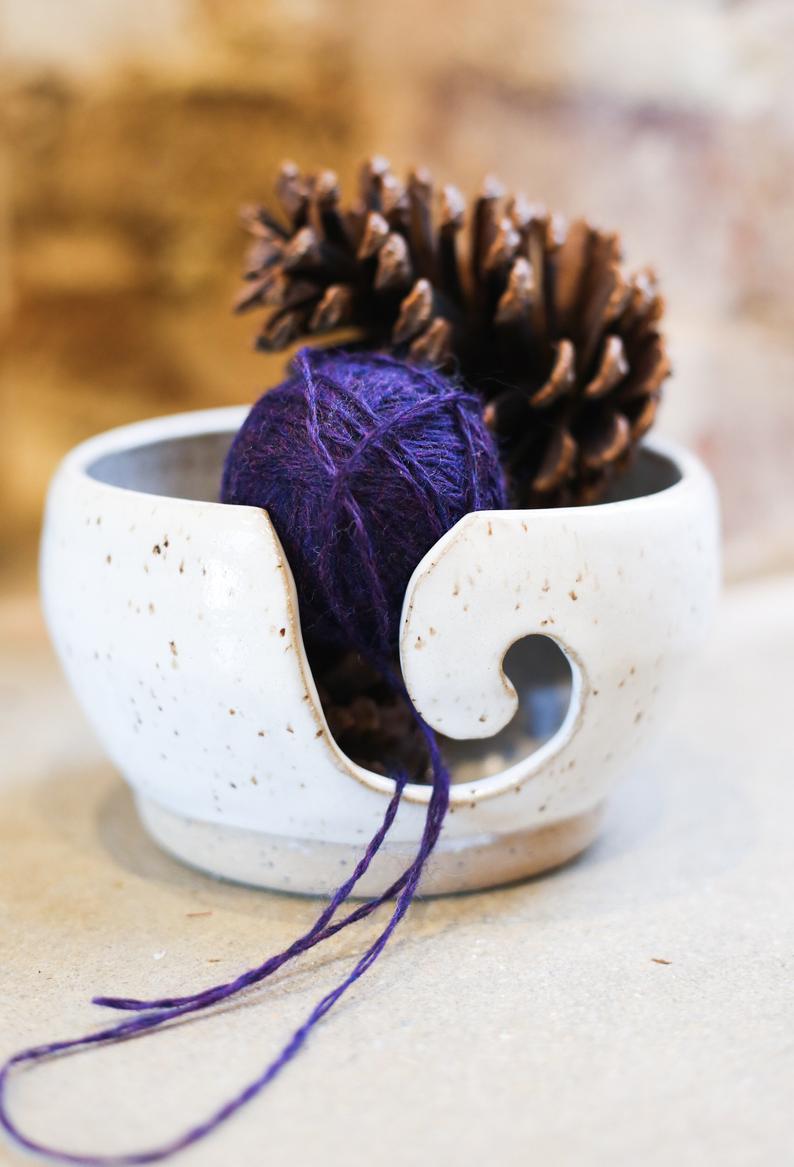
[220,349,508,659]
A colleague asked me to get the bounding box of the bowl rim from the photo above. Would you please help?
[57,405,708,518]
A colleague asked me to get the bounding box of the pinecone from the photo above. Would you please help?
[236,157,670,507]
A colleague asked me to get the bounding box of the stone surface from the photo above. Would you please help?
[1,575,792,1166]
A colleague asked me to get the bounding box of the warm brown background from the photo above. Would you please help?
[2,0,793,588]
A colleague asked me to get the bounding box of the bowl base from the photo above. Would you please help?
[136,797,605,897]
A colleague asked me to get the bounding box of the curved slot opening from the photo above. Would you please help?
[439,635,574,783]
[313,635,573,787]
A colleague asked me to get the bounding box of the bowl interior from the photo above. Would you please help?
[88,431,236,502]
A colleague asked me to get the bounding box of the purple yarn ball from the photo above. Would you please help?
[221,348,506,661]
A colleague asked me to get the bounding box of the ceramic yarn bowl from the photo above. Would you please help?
[40,408,719,896]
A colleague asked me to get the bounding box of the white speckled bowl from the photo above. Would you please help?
[40,409,719,895]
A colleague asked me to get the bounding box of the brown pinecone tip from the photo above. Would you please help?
[236,157,671,507]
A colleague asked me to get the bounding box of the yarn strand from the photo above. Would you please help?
[93,771,409,1014]
[0,712,450,1166]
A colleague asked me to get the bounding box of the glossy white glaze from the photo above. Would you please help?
[40,409,720,894]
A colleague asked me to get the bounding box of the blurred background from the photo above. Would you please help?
[2,0,793,593]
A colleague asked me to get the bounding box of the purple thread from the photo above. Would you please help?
[221,349,507,657]
[0,350,504,1163]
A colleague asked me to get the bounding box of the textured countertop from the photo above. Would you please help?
[1,577,792,1167]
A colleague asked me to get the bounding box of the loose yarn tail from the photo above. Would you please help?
[0,711,450,1166]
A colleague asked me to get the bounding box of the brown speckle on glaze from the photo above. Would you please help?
[569,590,578,601]
[542,579,550,593]
[634,711,644,723]
[414,636,424,650]
[257,729,266,737]
[229,708,236,716]
[105,554,112,565]
[169,641,178,656]
[279,627,286,638]
[152,544,161,556]
[286,724,294,734]
[179,561,185,574]
[148,603,155,615]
